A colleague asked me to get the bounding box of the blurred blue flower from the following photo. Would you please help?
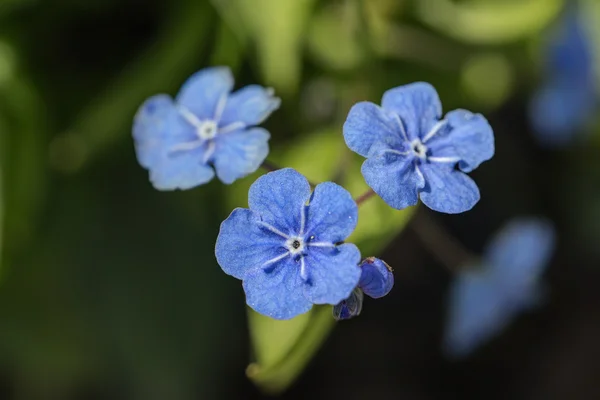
[215,168,362,320]
[343,82,494,214]
[444,218,556,358]
[529,7,596,147]
[333,257,394,321]
[133,66,280,190]
[333,288,363,320]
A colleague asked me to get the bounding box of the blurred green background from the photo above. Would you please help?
[2,0,600,399]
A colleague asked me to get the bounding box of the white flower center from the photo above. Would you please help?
[197,120,218,140]
[411,139,428,159]
[285,236,305,255]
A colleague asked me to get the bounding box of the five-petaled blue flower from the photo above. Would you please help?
[333,257,394,320]
[215,168,362,320]
[343,82,494,214]
[444,218,556,358]
[133,66,280,190]
[529,6,596,147]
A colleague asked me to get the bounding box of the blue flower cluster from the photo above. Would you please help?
[529,6,596,147]
[444,218,556,357]
[132,66,496,320]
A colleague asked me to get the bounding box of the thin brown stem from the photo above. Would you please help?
[355,189,376,206]
[260,159,280,173]
[410,208,475,272]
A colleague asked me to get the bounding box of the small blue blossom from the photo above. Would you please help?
[358,257,394,299]
[444,218,556,358]
[529,7,596,147]
[333,288,363,320]
[333,257,394,321]
[343,82,494,214]
[132,66,281,190]
[215,168,362,320]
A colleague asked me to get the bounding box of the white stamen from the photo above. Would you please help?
[218,121,246,135]
[285,236,305,255]
[178,106,203,128]
[197,120,218,140]
[258,221,290,239]
[214,92,228,122]
[300,257,309,281]
[393,114,409,142]
[381,149,410,157]
[306,242,335,248]
[428,156,460,164]
[411,139,428,159]
[262,252,290,268]
[203,141,216,163]
[169,140,204,153]
[422,120,447,143]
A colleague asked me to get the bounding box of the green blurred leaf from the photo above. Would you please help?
[242,128,414,394]
[415,0,563,44]
[226,0,317,94]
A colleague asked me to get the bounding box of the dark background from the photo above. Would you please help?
[1,0,599,399]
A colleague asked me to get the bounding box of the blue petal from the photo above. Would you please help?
[243,256,313,320]
[215,208,288,280]
[418,164,480,214]
[381,82,442,139]
[220,85,281,127]
[343,102,404,157]
[303,244,361,305]
[444,271,514,358]
[175,66,234,120]
[148,149,215,190]
[529,82,594,147]
[248,168,312,234]
[361,151,425,210]
[212,128,270,184]
[333,288,364,321]
[132,94,176,169]
[485,218,556,290]
[304,182,358,243]
[358,257,394,299]
[428,109,495,173]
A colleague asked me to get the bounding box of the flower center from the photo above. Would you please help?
[285,236,305,255]
[197,120,218,140]
[411,139,428,159]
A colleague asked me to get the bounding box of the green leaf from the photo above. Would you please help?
[415,0,563,44]
[241,128,415,394]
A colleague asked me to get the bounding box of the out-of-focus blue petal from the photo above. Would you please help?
[148,149,215,190]
[220,85,281,127]
[132,94,176,169]
[381,82,442,138]
[342,102,404,157]
[361,150,425,210]
[333,288,364,321]
[358,257,394,299]
[303,244,362,305]
[248,168,312,233]
[243,257,313,320]
[215,208,289,280]
[485,218,556,290]
[212,128,270,184]
[305,182,358,243]
[419,164,480,214]
[429,109,495,173]
[444,271,513,358]
[529,82,595,147]
[175,66,234,120]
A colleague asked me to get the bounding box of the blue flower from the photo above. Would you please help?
[132,66,280,190]
[333,288,363,321]
[215,168,362,320]
[333,257,394,321]
[343,82,494,214]
[529,7,596,147]
[444,218,556,358]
